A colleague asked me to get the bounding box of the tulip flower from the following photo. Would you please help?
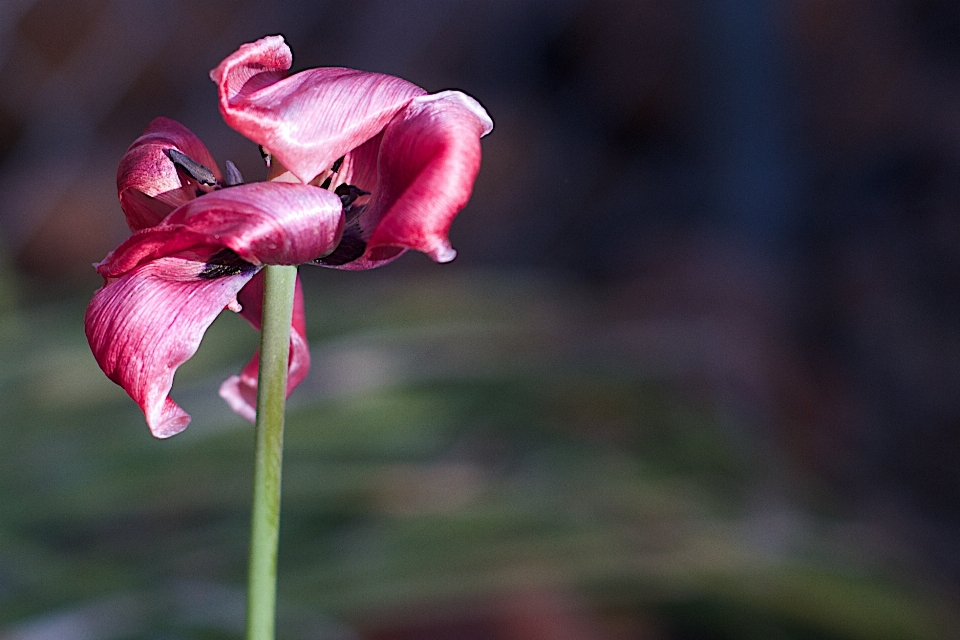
[85,35,493,439]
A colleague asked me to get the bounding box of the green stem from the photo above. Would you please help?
[246,264,297,640]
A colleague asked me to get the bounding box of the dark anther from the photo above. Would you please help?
[166,149,218,186]
[258,146,271,167]
[198,249,257,279]
[319,157,347,189]
[315,204,367,266]
[315,225,367,266]
[224,160,244,187]
[335,183,369,209]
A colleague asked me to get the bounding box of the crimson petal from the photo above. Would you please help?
[85,256,258,438]
[332,90,493,269]
[117,117,222,231]
[218,271,310,422]
[210,35,425,185]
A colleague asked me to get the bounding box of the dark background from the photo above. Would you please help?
[1,1,959,638]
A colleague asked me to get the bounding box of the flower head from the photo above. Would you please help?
[85,35,492,437]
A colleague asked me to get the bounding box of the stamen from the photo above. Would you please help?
[318,157,346,190]
[335,183,369,209]
[166,149,218,186]
[198,249,257,279]
[314,200,367,266]
[315,226,366,265]
[224,160,244,186]
[258,146,271,168]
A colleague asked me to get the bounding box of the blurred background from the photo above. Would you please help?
[1,0,960,638]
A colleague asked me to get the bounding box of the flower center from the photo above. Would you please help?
[166,149,371,266]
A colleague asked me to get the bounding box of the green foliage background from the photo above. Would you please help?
[0,268,955,639]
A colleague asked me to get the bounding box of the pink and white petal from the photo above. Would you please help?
[210,35,425,184]
[218,272,310,421]
[85,256,258,438]
[345,90,492,269]
[97,182,344,279]
[334,131,383,195]
[118,117,222,231]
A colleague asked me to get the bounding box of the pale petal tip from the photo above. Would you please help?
[219,375,257,423]
[149,405,191,439]
[429,242,457,263]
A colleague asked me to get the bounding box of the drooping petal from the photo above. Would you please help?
[218,271,310,421]
[85,256,258,438]
[89,181,340,436]
[98,182,344,279]
[117,117,222,231]
[327,90,493,270]
[210,35,425,184]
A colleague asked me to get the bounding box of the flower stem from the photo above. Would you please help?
[246,264,297,640]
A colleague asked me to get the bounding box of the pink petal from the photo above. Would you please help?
[218,271,310,421]
[332,131,383,195]
[337,90,493,269]
[117,117,222,231]
[210,35,425,184]
[85,256,258,437]
[97,182,344,279]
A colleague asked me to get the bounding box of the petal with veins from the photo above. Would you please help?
[210,35,425,184]
[85,256,258,438]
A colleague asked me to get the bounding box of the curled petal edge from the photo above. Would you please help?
[330,90,492,270]
[117,117,222,231]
